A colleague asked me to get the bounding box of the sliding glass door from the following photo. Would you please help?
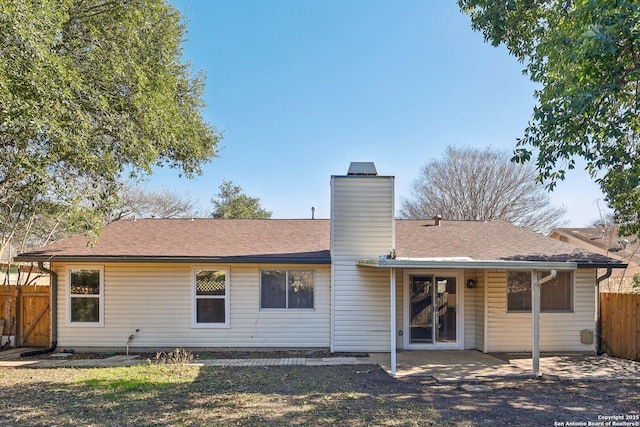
[408,274,458,346]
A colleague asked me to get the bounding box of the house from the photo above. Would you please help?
[16,162,625,374]
[550,228,639,293]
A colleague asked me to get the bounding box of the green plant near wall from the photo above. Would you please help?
[632,274,640,294]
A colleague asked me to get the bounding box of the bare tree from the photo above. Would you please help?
[588,211,617,230]
[586,212,640,293]
[401,146,566,234]
[109,182,203,221]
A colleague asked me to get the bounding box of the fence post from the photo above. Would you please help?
[15,285,21,347]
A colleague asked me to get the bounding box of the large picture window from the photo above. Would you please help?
[260,270,314,309]
[68,267,104,326]
[507,271,573,312]
[193,268,230,327]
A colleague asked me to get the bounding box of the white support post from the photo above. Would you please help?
[532,269,557,378]
[532,271,540,377]
[390,268,396,376]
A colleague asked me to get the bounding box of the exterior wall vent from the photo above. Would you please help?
[347,162,377,176]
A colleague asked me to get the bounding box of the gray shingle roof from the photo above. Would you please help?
[16,218,624,267]
[551,227,640,266]
[16,219,331,264]
[396,220,623,267]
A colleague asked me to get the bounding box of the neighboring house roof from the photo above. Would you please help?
[16,218,624,268]
[550,228,640,267]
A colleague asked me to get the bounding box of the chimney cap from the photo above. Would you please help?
[347,162,377,176]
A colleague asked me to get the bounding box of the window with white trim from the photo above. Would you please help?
[507,271,573,312]
[193,268,230,327]
[68,267,104,326]
[260,270,314,309]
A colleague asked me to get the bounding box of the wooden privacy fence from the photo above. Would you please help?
[600,293,640,362]
[0,285,51,347]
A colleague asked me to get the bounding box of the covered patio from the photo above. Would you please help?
[357,258,581,376]
[368,350,640,381]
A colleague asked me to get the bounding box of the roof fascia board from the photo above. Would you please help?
[577,262,628,268]
[14,255,331,265]
[357,258,580,270]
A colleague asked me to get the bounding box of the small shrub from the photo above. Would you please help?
[152,348,195,364]
[633,274,640,294]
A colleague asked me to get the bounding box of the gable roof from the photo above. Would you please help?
[16,218,624,268]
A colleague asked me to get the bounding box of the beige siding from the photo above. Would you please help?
[486,268,596,352]
[395,268,403,349]
[52,262,331,351]
[463,269,484,350]
[476,272,486,352]
[331,176,395,352]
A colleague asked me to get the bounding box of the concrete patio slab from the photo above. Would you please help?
[369,350,528,380]
[369,350,640,381]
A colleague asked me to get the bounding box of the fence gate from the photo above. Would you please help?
[0,285,51,348]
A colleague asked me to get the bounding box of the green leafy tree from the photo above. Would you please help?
[458,1,640,235]
[211,181,272,219]
[401,147,566,234]
[0,0,221,258]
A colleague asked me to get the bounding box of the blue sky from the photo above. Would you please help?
[148,0,609,226]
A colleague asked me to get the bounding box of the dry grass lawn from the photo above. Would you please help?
[0,364,441,426]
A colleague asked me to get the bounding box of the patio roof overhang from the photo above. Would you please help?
[358,256,583,378]
[356,257,579,270]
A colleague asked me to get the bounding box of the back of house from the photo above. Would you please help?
[16,162,624,355]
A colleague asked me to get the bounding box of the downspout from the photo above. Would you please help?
[390,268,396,376]
[532,269,557,378]
[595,268,612,355]
[20,262,57,357]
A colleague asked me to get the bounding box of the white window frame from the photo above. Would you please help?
[259,269,315,310]
[191,267,230,328]
[402,269,464,350]
[66,265,104,327]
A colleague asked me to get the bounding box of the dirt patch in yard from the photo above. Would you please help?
[1,357,638,426]
[21,349,367,361]
[413,376,640,426]
[0,364,438,426]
